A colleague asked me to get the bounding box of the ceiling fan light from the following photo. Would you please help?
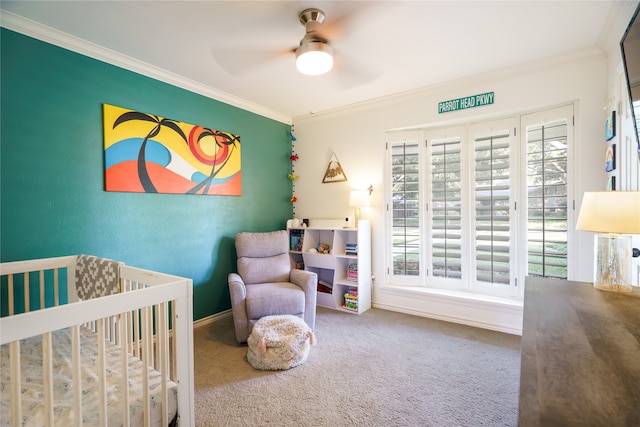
[296,42,333,76]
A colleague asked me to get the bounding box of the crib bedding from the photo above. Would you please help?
[0,326,177,427]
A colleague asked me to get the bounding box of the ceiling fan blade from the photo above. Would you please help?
[209,2,301,75]
[314,2,381,42]
[330,46,381,89]
[211,46,294,76]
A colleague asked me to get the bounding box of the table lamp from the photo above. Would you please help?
[349,190,370,228]
[576,191,640,292]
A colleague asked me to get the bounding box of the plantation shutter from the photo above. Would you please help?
[387,131,422,283]
[522,105,573,279]
[474,131,511,285]
[430,138,462,279]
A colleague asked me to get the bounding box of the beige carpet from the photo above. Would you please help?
[193,307,521,427]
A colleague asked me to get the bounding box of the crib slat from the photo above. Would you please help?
[171,300,177,381]
[10,341,21,426]
[8,275,14,315]
[132,281,142,358]
[125,309,132,355]
[97,318,107,427]
[43,332,54,427]
[24,272,30,313]
[119,312,131,427]
[135,287,141,357]
[71,325,82,427]
[54,267,59,306]
[39,270,45,309]
[141,305,152,427]
[158,301,169,426]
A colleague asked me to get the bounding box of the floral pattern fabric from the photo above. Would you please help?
[0,326,177,427]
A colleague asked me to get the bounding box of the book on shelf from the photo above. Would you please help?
[345,242,358,255]
[317,279,333,294]
[346,263,358,281]
[289,229,304,251]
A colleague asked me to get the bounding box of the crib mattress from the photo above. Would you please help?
[0,326,178,427]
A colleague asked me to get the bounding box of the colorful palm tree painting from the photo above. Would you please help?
[103,104,241,195]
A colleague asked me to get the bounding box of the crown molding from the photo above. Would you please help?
[598,0,639,54]
[0,11,293,125]
[294,47,605,123]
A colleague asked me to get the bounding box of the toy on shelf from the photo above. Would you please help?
[307,243,330,254]
[316,243,330,254]
[342,288,358,312]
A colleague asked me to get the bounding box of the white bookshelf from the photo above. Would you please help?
[289,219,371,314]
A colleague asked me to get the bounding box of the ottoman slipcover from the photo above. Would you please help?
[247,315,316,370]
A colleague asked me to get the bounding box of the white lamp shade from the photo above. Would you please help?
[296,42,333,76]
[576,191,640,234]
[349,190,370,208]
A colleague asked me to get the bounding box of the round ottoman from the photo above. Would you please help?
[247,315,316,370]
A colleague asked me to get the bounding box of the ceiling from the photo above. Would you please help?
[0,1,625,120]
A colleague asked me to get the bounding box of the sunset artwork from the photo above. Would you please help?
[103,104,241,195]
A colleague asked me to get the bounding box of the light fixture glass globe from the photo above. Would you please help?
[296,42,333,76]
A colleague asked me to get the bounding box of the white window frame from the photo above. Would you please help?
[425,126,468,291]
[385,130,425,287]
[519,104,576,283]
[468,118,518,298]
[384,104,576,300]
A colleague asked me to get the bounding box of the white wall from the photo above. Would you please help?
[294,50,608,281]
[603,0,640,284]
[291,0,640,331]
[292,49,610,333]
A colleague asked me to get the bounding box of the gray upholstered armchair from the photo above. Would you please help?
[228,230,317,343]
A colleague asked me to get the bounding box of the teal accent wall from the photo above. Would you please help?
[0,29,293,320]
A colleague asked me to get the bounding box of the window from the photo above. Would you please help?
[472,125,513,288]
[522,106,573,280]
[385,105,574,299]
[431,137,462,280]
[388,131,422,285]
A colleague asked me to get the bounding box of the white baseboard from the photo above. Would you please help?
[374,286,523,335]
[196,292,523,335]
[193,309,232,329]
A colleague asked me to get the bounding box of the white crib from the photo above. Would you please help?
[0,255,194,426]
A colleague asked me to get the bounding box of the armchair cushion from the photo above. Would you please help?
[236,230,288,258]
[245,282,305,320]
[238,253,290,285]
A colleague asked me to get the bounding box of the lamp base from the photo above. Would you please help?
[593,234,632,293]
[353,207,363,228]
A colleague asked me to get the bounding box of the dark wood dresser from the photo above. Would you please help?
[519,277,640,426]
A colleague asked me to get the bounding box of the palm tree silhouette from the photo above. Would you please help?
[187,129,240,195]
[112,111,187,193]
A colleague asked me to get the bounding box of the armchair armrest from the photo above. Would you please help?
[228,272,246,299]
[290,269,316,294]
[228,273,250,342]
[290,269,317,330]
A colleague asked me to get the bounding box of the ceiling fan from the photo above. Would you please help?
[210,3,378,86]
[295,8,333,76]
